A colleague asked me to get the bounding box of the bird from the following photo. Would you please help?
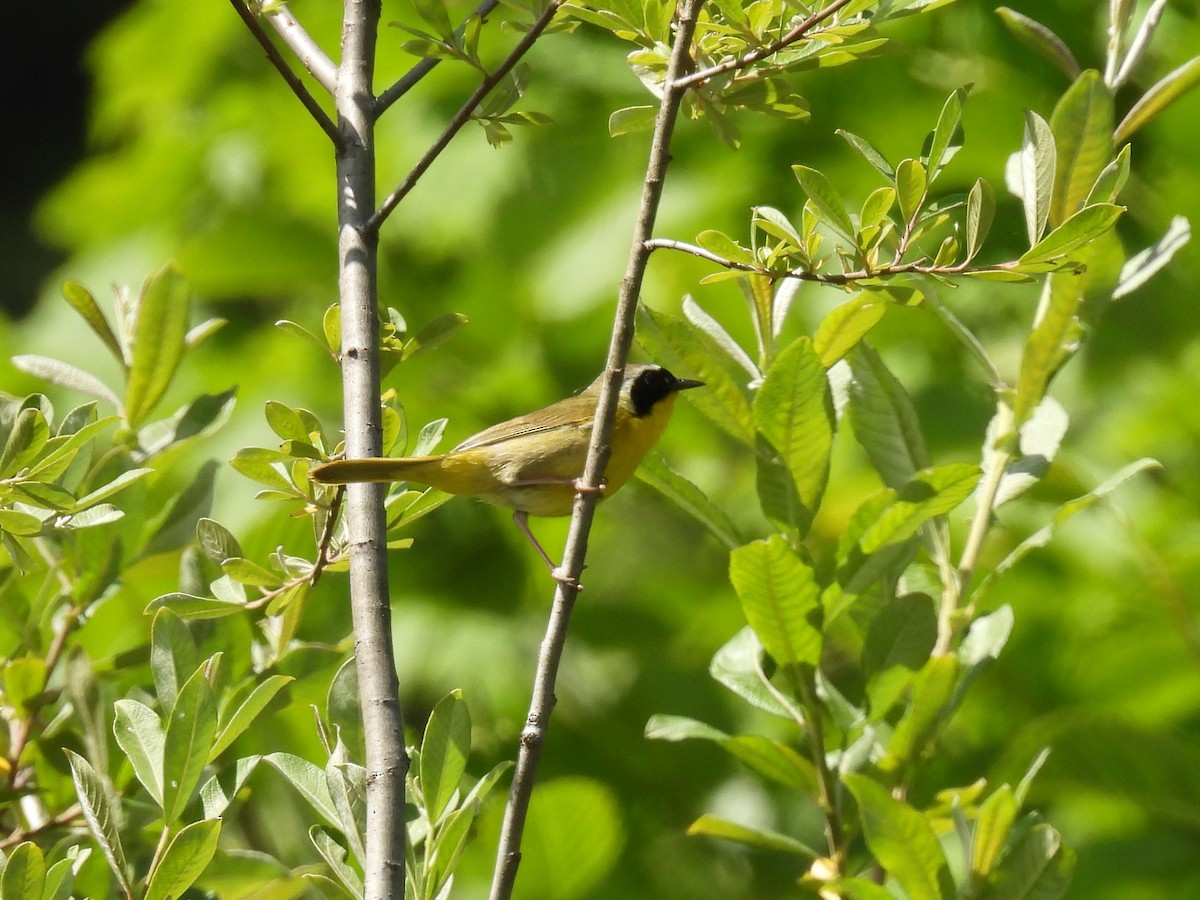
[310,364,703,585]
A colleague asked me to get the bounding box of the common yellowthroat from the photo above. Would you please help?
[310,364,703,581]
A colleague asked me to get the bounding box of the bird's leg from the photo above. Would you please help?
[512,510,582,591]
[508,474,607,496]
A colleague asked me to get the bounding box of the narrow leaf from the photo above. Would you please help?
[143,819,221,900]
[162,664,219,822]
[793,165,857,242]
[972,784,1018,877]
[988,823,1076,899]
[421,690,472,823]
[1018,111,1056,246]
[996,8,1080,80]
[211,674,292,760]
[0,841,46,900]
[837,129,895,179]
[113,699,166,806]
[1115,56,1200,143]
[925,86,969,180]
[729,535,822,668]
[965,178,996,262]
[126,264,192,428]
[62,281,125,364]
[1049,71,1114,225]
[636,452,741,550]
[895,158,928,225]
[843,774,953,900]
[1018,203,1123,267]
[1113,215,1191,299]
[754,337,834,532]
[65,750,130,893]
[687,814,819,857]
[813,295,887,367]
[846,344,930,488]
[263,753,340,827]
[11,356,120,407]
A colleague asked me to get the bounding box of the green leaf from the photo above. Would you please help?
[1018,203,1123,267]
[63,280,125,365]
[958,605,1015,668]
[145,593,245,620]
[3,657,46,714]
[144,819,221,900]
[635,452,741,550]
[1015,111,1055,246]
[645,715,817,792]
[196,517,243,565]
[11,355,121,407]
[895,158,928,225]
[211,674,292,760]
[636,305,754,445]
[687,813,819,857]
[987,823,1075,899]
[113,699,166,806]
[1049,71,1113,225]
[0,841,46,900]
[1114,55,1200,143]
[221,557,283,588]
[846,344,930,487]
[729,535,822,668]
[0,509,44,537]
[973,784,1018,877]
[518,777,624,900]
[309,827,363,898]
[844,774,953,900]
[162,664,219,823]
[857,465,980,555]
[1113,215,1191,299]
[682,295,757,379]
[0,408,50,478]
[263,753,340,827]
[837,129,895,179]
[199,755,261,819]
[708,627,793,718]
[230,447,293,491]
[1084,144,1130,207]
[882,655,960,773]
[697,229,754,266]
[326,658,364,764]
[325,743,367,867]
[421,690,471,824]
[925,86,969,180]
[72,468,153,510]
[813,295,887,367]
[995,8,1080,80]
[136,388,238,458]
[863,593,938,717]
[1012,276,1085,428]
[412,0,453,37]
[126,264,192,428]
[754,337,834,534]
[403,312,469,361]
[65,750,131,894]
[965,177,996,262]
[793,165,857,242]
[265,401,309,442]
[608,105,657,136]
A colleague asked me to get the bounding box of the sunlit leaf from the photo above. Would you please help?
[1049,71,1113,225]
[730,535,822,668]
[126,264,192,429]
[687,814,819,857]
[996,8,1080,80]
[1113,215,1191,299]
[144,819,221,900]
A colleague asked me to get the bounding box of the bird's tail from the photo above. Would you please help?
[309,456,444,486]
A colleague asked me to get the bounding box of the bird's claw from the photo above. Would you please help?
[571,477,607,496]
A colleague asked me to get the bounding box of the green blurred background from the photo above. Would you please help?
[4,1,1200,897]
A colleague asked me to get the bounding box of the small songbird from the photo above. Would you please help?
[310,364,703,582]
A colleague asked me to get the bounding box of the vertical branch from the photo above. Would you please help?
[488,0,704,897]
[336,2,407,898]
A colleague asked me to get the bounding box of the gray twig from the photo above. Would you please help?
[334,2,407,898]
[266,4,338,94]
[367,0,565,234]
[228,0,341,146]
[486,1,706,897]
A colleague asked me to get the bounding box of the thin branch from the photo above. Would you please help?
[367,0,565,234]
[794,670,844,860]
[644,237,1019,284]
[335,2,407,898]
[934,402,1012,655]
[487,1,706,897]
[674,0,855,90]
[375,0,503,116]
[266,4,339,95]
[228,0,342,147]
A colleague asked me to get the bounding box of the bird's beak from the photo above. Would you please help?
[674,377,705,392]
